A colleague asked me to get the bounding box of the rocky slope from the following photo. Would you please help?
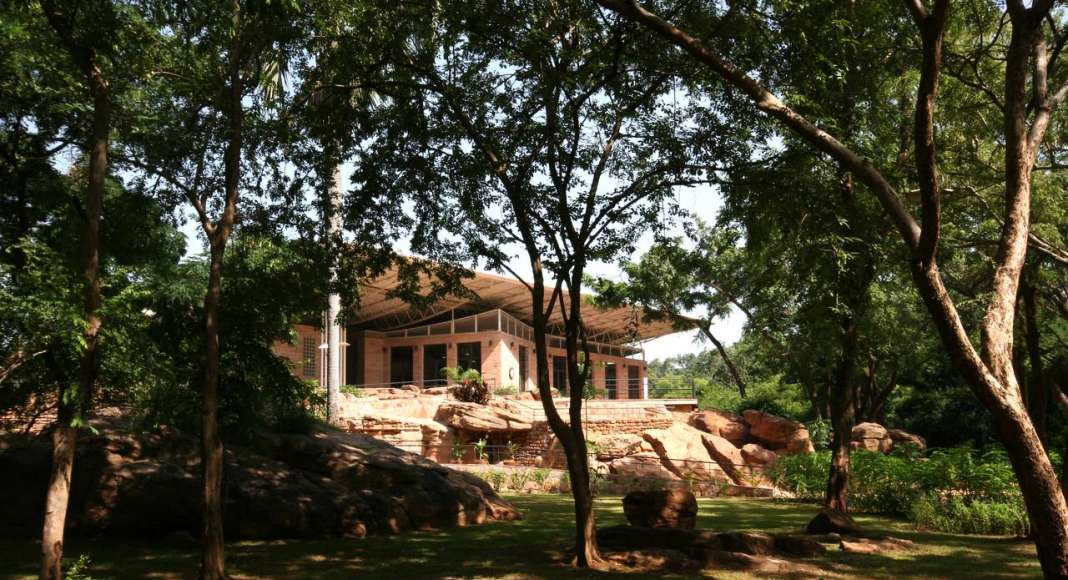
[0,409,520,539]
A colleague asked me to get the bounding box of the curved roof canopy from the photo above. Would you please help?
[347,266,689,345]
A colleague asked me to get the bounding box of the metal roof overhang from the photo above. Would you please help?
[347,266,691,345]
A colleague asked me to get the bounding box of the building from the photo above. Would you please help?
[274,266,690,400]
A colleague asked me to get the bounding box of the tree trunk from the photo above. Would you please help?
[1021,273,1047,440]
[39,28,110,578]
[200,242,227,580]
[325,163,343,423]
[40,394,76,580]
[699,325,746,398]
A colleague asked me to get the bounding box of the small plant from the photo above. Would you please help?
[473,437,489,462]
[451,440,466,462]
[340,385,366,397]
[494,384,519,396]
[506,439,520,460]
[558,471,570,493]
[67,554,97,580]
[532,468,551,490]
[443,366,489,404]
[807,418,831,451]
[510,469,532,491]
[487,471,506,492]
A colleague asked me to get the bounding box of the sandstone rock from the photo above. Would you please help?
[716,531,776,555]
[773,534,827,557]
[623,489,698,530]
[597,525,825,565]
[589,433,643,461]
[609,452,679,481]
[851,422,891,452]
[434,401,533,432]
[806,509,862,535]
[839,536,913,554]
[642,423,733,482]
[740,443,778,466]
[742,410,814,454]
[0,411,521,540]
[699,433,745,485]
[887,428,926,451]
[689,410,750,446]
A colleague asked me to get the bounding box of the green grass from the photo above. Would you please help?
[1,496,1040,579]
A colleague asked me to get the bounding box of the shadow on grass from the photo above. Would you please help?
[0,495,1041,579]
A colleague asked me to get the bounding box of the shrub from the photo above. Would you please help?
[486,471,506,492]
[769,446,1029,535]
[494,384,518,396]
[532,468,551,489]
[911,495,1030,536]
[510,469,531,491]
[444,367,489,404]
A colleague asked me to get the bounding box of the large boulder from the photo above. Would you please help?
[699,433,745,485]
[742,411,814,454]
[851,422,892,453]
[589,433,644,461]
[887,428,926,451]
[740,443,778,467]
[0,410,521,539]
[434,401,533,432]
[642,423,733,483]
[806,508,862,535]
[623,489,698,530]
[609,452,680,481]
[689,410,750,446]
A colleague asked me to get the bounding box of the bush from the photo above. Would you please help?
[769,446,1028,535]
[444,367,489,404]
[911,494,1030,536]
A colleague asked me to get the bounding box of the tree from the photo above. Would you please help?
[371,0,736,566]
[125,2,304,576]
[592,222,749,398]
[597,0,1068,574]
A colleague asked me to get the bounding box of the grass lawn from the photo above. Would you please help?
[1,495,1040,579]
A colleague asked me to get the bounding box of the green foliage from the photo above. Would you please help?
[65,553,97,580]
[472,437,488,462]
[444,366,488,405]
[451,440,465,462]
[770,447,1028,535]
[532,468,551,489]
[911,495,1030,537]
[509,469,531,491]
[486,471,505,492]
[493,384,518,396]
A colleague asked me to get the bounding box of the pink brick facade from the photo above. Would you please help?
[274,310,648,400]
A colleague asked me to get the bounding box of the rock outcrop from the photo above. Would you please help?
[623,489,699,530]
[850,422,926,453]
[0,411,520,540]
[642,423,733,483]
[434,401,533,432]
[806,508,862,535]
[742,410,815,455]
[689,410,750,446]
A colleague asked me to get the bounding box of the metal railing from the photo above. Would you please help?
[645,377,699,400]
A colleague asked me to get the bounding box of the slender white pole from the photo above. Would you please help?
[326,163,343,424]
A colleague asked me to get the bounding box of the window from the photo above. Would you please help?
[302,337,317,378]
[457,341,482,373]
[605,363,617,400]
[628,365,640,399]
[553,356,568,395]
[423,344,447,387]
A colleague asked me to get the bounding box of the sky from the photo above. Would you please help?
[178,183,746,363]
